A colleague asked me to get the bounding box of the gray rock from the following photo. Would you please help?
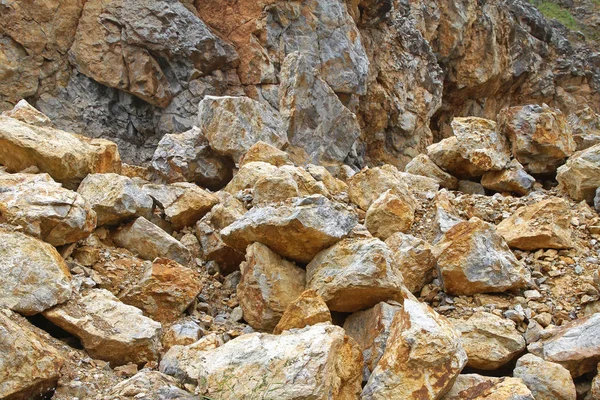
[513,354,576,400]
[458,180,486,195]
[107,370,197,400]
[481,160,535,196]
[557,143,600,204]
[405,154,458,189]
[452,117,511,172]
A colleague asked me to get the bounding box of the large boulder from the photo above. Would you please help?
[347,165,413,211]
[568,107,600,151]
[513,354,576,400]
[481,160,535,196]
[556,143,600,203]
[221,195,357,263]
[444,376,535,400]
[365,189,416,240]
[451,117,511,172]
[273,290,332,335]
[405,154,459,190]
[0,172,96,246]
[0,228,71,315]
[385,232,437,294]
[427,136,487,179]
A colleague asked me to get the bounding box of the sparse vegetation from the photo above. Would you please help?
[528,0,579,31]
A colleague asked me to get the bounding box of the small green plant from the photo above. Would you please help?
[529,0,579,31]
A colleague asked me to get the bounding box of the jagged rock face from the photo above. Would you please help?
[445,376,535,400]
[568,107,600,150]
[452,117,511,172]
[385,233,436,294]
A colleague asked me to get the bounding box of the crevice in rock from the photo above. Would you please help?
[27,314,84,350]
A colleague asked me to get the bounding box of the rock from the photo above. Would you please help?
[279,52,361,166]
[2,99,53,127]
[239,141,292,167]
[568,107,600,151]
[497,198,573,250]
[221,195,357,263]
[433,190,465,238]
[498,104,576,174]
[0,172,96,246]
[223,161,278,194]
[118,258,203,324]
[452,117,511,172]
[0,116,121,189]
[427,136,487,179]
[161,323,363,399]
[0,228,71,315]
[306,164,349,195]
[443,374,501,400]
[150,127,233,190]
[43,289,162,366]
[113,217,192,266]
[343,301,402,381]
[158,334,224,383]
[348,165,413,211]
[198,96,288,162]
[237,243,306,332]
[107,370,197,400]
[449,312,526,370]
[307,237,405,312]
[596,188,600,213]
[528,312,600,377]
[444,376,535,400]
[362,297,467,399]
[398,171,440,201]
[405,154,459,190]
[162,320,202,351]
[434,217,531,295]
[513,354,576,400]
[77,173,152,226]
[365,189,416,240]
[556,143,600,204]
[591,363,600,399]
[0,310,65,400]
[458,180,486,195]
[273,289,332,335]
[385,232,436,294]
[481,160,535,196]
[251,169,301,205]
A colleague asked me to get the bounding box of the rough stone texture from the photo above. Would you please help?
[405,154,458,190]
[481,160,535,196]
[348,165,413,211]
[0,116,121,189]
[0,172,96,246]
[221,195,357,263]
[161,323,363,399]
[443,374,501,400]
[273,289,332,335]
[223,161,278,194]
[0,310,65,400]
[197,96,288,162]
[513,354,577,400]
[385,232,436,294]
[2,100,54,127]
[43,289,162,367]
[498,104,576,174]
[529,312,600,377]
[343,301,402,382]
[365,189,416,240]
[452,117,511,172]
[568,107,600,151]
[77,173,152,226]
[449,312,526,370]
[119,258,203,324]
[557,143,600,204]
[0,228,71,315]
[237,243,306,332]
[239,141,292,167]
[591,363,600,400]
[162,320,202,351]
[497,198,573,250]
[434,217,531,295]
[106,370,196,400]
[150,126,233,190]
[362,297,467,400]
[113,217,192,266]
[458,180,486,195]
[427,136,487,179]
[444,376,535,400]
[279,52,361,166]
[306,238,405,312]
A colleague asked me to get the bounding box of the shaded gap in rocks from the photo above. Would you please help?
[461,356,521,378]
[27,314,84,350]
[331,311,352,328]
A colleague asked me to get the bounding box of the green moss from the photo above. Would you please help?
[529,0,579,31]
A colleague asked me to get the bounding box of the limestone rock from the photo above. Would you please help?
[405,153,459,190]
[365,189,416,240]
[43,289,162,366]
[452,117,511,172]
[77,173,152,226]
[568,107,600,151]
[513,354,576,400]
[458,180,486,195]
[279,52,361,166]
[306,237,405,312]
[449,312,526,370]
[224,161,278,194]
[237,243,306,332]
[162,320,202,351]
[481,160,535,196]
[434,217,530,295]
[239,141,292,167]
[348,165,413,211]
[343,301,402,381]
[161,323,363,399]
[273,290,332,335]
[113,217,192,266]
[221,195,357,263]
[198,96,288,162]
[0,310,65,400]
[251,169,301,205]
[362,297,467,399]
[443,374,501,400]
[2,100,53,127]
[306,164,349,195]
[497,198,573,250]
[385,232,436,294]
[107,370,196,400]
[0,228,71,315]
[150,127,233,190]
[0,172,96,246]
[498,104,576,174]
[0,116,121,189]
[444,376,534,400]
[428,136,487,179]
[557,143,600,203]
[434,190,465,238]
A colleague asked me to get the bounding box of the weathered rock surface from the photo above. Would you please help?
[405,153,459,190]
[106,370,197,400]
[497,198,573,250]
[43,289,162,366]
[557,143,600,203]
[513,354,576,400]
[237,243,306,332]
[2,100,53,127]
[481,160,535,196]
[362,297,467,399]
[273,289,332,335]
[0,228,71,315]
[0,172,96,246]
[450,312,526,370]
[385,232,436,294]
[221,195,357,263]
[348,165,413,211]
[452,117,511,172]
[162,320,203,351]
[365,189,416,240]
[444,376,535,400]
[239,141,292,168]
[306,238,405,312]
[428,136,487,179]
[434,217,530,295]
[568,107,600,151]
[443,374,501,400]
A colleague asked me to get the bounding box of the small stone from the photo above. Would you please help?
[162,320,202,351]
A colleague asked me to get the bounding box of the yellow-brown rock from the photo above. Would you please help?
[2,100,53,127]
[239,141,292,167]
[405,153,459,190]
[348,165,413,211]
[513,354,576,400]
[444,377,534,400]
[452,117,511,172]
[556,143,600,204]
[273,289,332,335]
[385,232,436,294]
[481,160,535,196]
[427,136,487,179]
[365,189,416,240]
